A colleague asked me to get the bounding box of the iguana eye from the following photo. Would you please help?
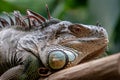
[48,50,68,70]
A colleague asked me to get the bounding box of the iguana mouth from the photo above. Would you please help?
[59,37,108,56]
[59,37,108,44]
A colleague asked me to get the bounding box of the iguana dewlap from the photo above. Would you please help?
[0,8,108,80]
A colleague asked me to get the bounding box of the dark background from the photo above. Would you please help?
[0,0,120,54]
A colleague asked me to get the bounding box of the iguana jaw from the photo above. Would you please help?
[60,37,108,53]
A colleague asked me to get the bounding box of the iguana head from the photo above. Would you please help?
[24,8,108,72]
[39,19,108,71]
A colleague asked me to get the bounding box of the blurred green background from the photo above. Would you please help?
[0,0,120,54]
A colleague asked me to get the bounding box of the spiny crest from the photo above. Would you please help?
[0,5,52,30]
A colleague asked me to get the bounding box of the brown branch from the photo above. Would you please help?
[42,53,120,80]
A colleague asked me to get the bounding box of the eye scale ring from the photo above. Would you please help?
[64,50,76,62]
[47,50,68,70]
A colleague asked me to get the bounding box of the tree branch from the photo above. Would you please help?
[42,53,120,80]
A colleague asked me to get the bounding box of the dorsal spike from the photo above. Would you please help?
[14,11,28,28]
[26,10,32,28]
[46,4,51,20]
[3,12,14,25]
[14,11,22,25]
[21,19,27,27]
[24,15,42,27]
[27,9,46,22]
[32,20,39,27]
[0,17,9,27]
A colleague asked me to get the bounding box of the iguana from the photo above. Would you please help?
[0,6,108,80]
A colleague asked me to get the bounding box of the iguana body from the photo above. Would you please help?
[0,8,108,80]
[0,27,42,80]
